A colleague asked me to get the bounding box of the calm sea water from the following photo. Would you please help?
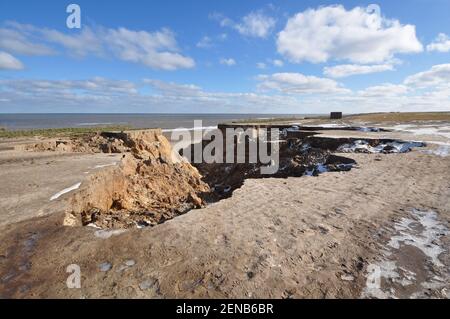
[0,114,316,131]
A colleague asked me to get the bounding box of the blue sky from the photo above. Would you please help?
[0,0,449,113]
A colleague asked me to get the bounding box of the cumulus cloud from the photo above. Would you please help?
[257,72,349,94]
[0,22,194,71]
[105,27,194,70]
[324,63,395,78]
[427,33,450,53]
[0,51,24,70]
[277,5,423,64]
[404,63,450,89]
[212,11,276,38]
[220,58,236,66]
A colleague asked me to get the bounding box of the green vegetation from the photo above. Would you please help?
[0,125,133,139]
[229,116,311,125]
[345,112,450,122]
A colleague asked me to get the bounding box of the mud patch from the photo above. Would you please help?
[362,209,449,299]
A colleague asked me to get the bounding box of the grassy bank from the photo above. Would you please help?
[345,112,450,122]
[0,125,132,139]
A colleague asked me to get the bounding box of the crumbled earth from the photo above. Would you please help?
[63,130,210,229]
[23,132,131,153]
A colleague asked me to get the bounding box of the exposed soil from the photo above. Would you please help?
[61,130,209,229]
[55,127,425,230]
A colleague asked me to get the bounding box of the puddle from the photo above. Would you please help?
[362,209,449,299]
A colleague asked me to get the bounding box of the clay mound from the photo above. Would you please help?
[63,130,210,229]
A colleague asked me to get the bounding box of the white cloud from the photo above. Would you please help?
[196,36,213,49]
[0,25,54,56]
[257,62,267,69]
[235,11,276,38]
[220,58,236,66]
[105,27,194,70]
[212,11,276,38]
[2,67,450,113]
[358,83,408,97]
[427,33,450,53]
[277,5,423,64]
[324,63,395,78]
[0,77,138,95]
[143,79,202,97]
[272,59,284,67]
[0,22,194,71]
[257,72,349,94]
[0,77,303,113]
[404,63,450,88]
[257,59,284,69]
[41,27,104,57]
[0,51,24,70]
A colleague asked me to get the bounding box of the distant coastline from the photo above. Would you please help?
[0,113,320,131]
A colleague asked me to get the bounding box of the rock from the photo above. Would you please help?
[139,278,158,291]
[124,259,135,267]
[341,274,355,281]
[99,262,112,272]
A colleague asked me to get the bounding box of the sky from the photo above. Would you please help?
[0,0,450,113]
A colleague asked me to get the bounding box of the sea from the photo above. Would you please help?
[0,114,318,131]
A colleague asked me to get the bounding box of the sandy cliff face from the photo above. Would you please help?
[63,130,209,229]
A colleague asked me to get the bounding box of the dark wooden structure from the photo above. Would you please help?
[330,112,343,119]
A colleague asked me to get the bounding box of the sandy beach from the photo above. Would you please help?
[0,113,449,299]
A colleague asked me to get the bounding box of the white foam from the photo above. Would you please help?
[50,182,81,201]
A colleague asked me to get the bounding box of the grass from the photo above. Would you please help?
[345,112,450,122]
[230,116,314,125]
[0,125,133,139]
